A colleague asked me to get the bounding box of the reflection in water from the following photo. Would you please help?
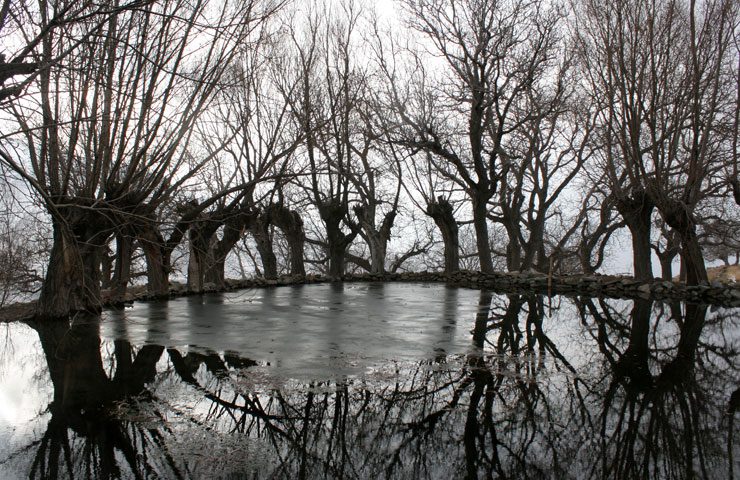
[580,299,731,479]
[0,285,738,479]
[29,318,165,479]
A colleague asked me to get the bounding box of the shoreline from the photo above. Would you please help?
[2,270,739,323]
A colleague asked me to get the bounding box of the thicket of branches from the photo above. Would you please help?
[0,0,738,318]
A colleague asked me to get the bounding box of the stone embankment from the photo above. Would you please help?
[3,270,739,322]
[174,270,740,306]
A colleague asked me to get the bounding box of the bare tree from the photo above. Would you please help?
[348,131,404,274]
[651,219,682,280]
[184,28,302,289]
[3,0,272,317]
[371,28,463,273]
[575,0,739,285]
[384,0,565,273]
[285,1,372,279]
[489,79,592,272]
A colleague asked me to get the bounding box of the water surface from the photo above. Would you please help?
[0,283,738,479]
[101,283,483,379]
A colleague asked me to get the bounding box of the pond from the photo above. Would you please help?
[0,282,738,479]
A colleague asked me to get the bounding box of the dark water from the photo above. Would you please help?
[0,283,738,479]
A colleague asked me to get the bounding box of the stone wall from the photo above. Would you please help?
[156,270,740,307]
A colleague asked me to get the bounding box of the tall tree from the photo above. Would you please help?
[388,0,565,273]
[348,132,404,274]
[5,0,271,317]
[490,82,592,272]
[185,29,302,288]
[575,0,738,284]
[287,1,368,278]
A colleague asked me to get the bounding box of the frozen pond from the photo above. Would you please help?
[101,283,484,379]
[0,283,738,479]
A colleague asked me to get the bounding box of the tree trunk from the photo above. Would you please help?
[251,214,277,280]
[198,207,254,289]
[328,242,346,278]
[37,210,111,319]
[679,255,687,283]
[110,233,133,301]
[204,231,245,289]
[286,233,306,276]
[204,232,240,289]
[324,219,348,278]
[655,229,680,281]
[355,204,396,275]
[731,178,740,206]
[678,228,708,285]
[139,227,170,297]
[426,198,460,274]
[205,257,226,287]
[472,196,494,273]
[268,204,306,276]
[100,245,113,289]
[367,236,389,274]
[506,242,521,271]
[187,220,221,293]
[187,239,204,293]
[629,223,654,282]
[660,199,708,285]
[504,222,522,272]
[658,253,675,281]
[616,192,654,282]
[318,200,356,279]
[523,212,547,272]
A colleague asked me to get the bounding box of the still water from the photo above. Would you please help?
[0,283,738,479]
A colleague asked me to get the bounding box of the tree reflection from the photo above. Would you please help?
[457,292,587,479]
[1,293,736,479]
[28,316,169,479]
[580,299,736,479]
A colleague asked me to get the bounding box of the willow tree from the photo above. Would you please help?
[371,30,462,274]
[5,0,272,317]
[347,124,404,274]
[575,0,738,284]
[387,0,565,273]
[286,1,369,278]
[489,86,592,273]
[184,25,302,290]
